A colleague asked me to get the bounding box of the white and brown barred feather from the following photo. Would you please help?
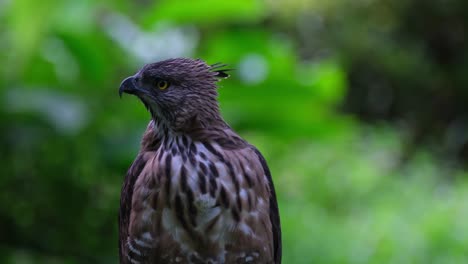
[118,58,281,264]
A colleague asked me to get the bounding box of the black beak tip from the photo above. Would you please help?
[119,76,136,98]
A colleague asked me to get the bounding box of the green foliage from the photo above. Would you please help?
[1,0,467,263]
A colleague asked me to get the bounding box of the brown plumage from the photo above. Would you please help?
[118,58,281,264]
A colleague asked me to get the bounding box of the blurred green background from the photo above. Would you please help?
[2,0,468,263]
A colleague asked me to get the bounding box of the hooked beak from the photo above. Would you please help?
[119,76,138,98]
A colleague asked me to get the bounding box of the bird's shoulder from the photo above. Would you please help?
[195,128,282,264]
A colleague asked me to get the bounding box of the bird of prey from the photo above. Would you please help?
[118,58,281,264]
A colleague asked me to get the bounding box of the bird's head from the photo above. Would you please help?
[119,58,230,132]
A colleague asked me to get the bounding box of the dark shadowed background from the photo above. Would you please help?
[1,0,468,263]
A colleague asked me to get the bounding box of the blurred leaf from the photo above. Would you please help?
[5,0,57,75]
[300,59,347,105]
[142,0,266,26]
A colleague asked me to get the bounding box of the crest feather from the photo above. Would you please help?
[210,63,233,79]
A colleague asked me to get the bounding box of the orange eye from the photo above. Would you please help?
[157,80,170,90]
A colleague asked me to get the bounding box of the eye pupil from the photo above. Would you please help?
[158,80,169,90]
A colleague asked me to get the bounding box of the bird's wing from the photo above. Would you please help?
[251,146,282,264]
[118,154,147,263]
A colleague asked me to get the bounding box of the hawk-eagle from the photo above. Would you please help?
[118,58,281,264]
